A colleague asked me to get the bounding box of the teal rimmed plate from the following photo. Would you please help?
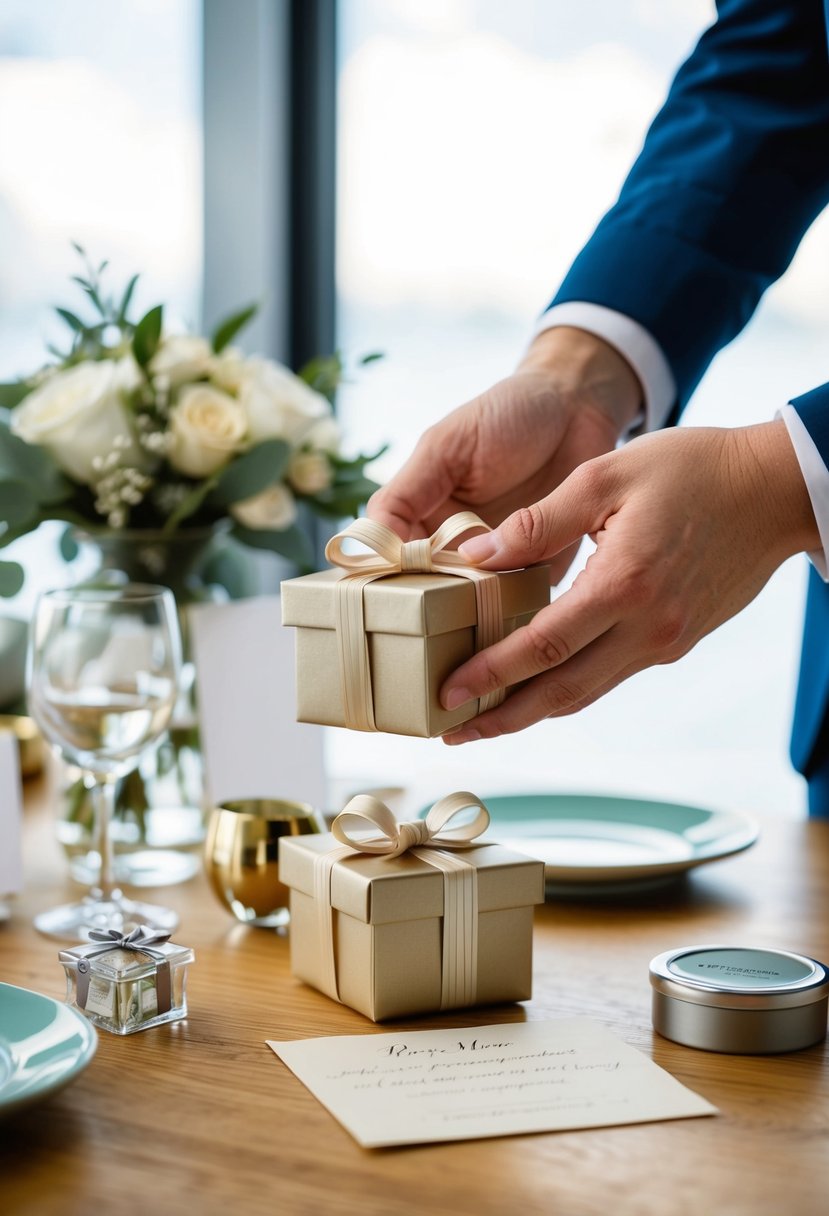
[476,793,758,895]
[0,982,97,1116]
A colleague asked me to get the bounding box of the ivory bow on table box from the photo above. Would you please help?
[280,512,550,737]
[278,793,546,1021]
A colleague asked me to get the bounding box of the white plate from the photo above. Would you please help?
[482,793,759,894]
[0,982,97,1116]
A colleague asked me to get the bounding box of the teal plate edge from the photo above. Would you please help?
[480,792,759,886]
[0,982,97,1117]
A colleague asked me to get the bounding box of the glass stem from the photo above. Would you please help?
[91,776,117,901]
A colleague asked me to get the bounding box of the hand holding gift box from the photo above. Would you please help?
[279,792,545,1021]
[281,512,550,737]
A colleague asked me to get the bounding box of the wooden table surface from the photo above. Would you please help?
[2,773,827,1216]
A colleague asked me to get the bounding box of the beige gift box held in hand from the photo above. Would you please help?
[279,792,545,1022]
[281,512,550,738]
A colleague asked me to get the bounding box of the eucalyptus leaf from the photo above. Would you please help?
[211,302,259,354]
[161,476,220,535]
[0,522,33,551]
[329,445,388,480]
[0,427,72,505]
[132,304,164,368]
[198,537,261,600]
[117,273,140,325]
[298,352,343,402]
[0,382,30,409]
[359,351,384,365]
[72,277,106,317]
[211,439,290,507]
[308,475,381,522]
[0,482,38,528]
[59,525,80,562]
[55,307,85,333]
[0,560,24,597]
[231,522,313,568]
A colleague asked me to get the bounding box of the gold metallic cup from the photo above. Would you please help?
[204,799,325,929]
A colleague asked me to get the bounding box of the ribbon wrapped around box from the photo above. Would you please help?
[280,512,550,737]
[59,927,195,1035]
[278,792,546,1021]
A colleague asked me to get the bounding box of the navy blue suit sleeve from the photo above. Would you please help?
[791,382,829,466]
[548,0,829,415]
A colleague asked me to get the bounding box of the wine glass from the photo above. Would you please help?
[27,585,182,941]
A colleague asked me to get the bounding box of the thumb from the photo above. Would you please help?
[458,460,611,569]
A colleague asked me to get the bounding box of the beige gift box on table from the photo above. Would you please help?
[278,793,546,1022]
[280,513,551,738]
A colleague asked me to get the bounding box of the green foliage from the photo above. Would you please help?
[298,352,344,404]
[210,439,291,507]
[0,425,71,506]
[311,475,382,520]
[230,522,314,569]
[59,526,80,562]
[0,560,24,597]
[117,273,140,325]
[0,482,38,528]
[161,477,220,535]
[132,304,164,369]
[305,441,386,519]
[1,244,386,586]
[198,535,263,599]
[211,302,259,354]
[0,383,30,409]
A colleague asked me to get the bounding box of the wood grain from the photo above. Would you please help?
[2,771,827,1216]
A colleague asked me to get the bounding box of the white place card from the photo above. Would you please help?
[267,1018,717,1148]
[0,732,23,895]
[190,596,326,810]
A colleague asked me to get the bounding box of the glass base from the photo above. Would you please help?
[59,805,205,888]
[67,846,201,888]
[229,900,290,931]
[33,892,179,943]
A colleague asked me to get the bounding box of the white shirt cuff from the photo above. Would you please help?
[535,303,677,437]
[779,404,829,580]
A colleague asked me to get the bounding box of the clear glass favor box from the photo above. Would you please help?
[60,936,195,1035]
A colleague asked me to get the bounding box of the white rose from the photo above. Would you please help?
[168,384,247,478]
[288,449,333,495]
[238,358,331,446]
[151,335,215,388]
[11,359,142,484]
[230,483,297,531]
[209,347,246,395]
[304,415,341,454]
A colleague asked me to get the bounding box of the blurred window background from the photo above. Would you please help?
[1,0,827,817]
[0,0,202,611]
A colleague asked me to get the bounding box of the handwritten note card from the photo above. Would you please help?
[267,1018,716,1148]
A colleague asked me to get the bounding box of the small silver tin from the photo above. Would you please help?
[649,944,829,1054]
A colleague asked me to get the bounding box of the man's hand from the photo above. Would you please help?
[367,327,642,582]
[440,420,820,743]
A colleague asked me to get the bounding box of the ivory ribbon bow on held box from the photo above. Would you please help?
[280,512,550,737]
[278,792,546,1021]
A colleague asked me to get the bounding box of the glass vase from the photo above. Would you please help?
[56,527,225,888]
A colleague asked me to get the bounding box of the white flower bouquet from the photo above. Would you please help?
[0,249,383,595]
